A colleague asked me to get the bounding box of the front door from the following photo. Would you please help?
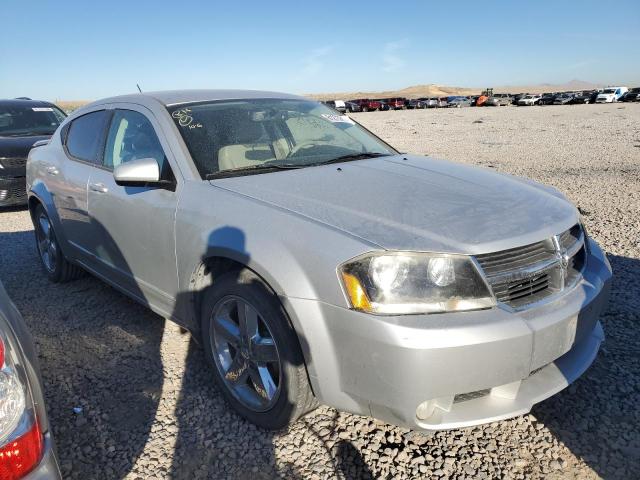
[86,107,180,317]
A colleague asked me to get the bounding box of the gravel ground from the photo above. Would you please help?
[1,103,639,479]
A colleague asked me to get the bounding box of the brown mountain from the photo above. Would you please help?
[306,80,602,100]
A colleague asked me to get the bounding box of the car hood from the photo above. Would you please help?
[0,135,50,158]
[211,155,578,254]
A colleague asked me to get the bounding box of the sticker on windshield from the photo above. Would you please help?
[32,107,54,112]
[172,108,202,129]
[321,114,355,125]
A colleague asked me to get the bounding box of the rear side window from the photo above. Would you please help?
[65,110,109,164]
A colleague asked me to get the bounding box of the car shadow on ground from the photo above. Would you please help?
[533,254,640,478]
[0,226,165,478]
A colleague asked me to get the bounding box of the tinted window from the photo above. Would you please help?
[66,111,109,164]
[103,110,169,176]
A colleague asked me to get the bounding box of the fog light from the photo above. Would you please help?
[416,400,437,420]
[416,396,454,420]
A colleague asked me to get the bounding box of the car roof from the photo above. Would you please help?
[83,89,306,109]
[0,98,59,108]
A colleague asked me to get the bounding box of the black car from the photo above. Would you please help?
[538,93,558,105]
[0,99,66,206]
[621,87,640,102]
[588,90,601,104]
[344,101,362,112]
[511,93,525,105]
[569,90,595,104]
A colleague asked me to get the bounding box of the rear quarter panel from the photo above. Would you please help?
[26,134,73,255]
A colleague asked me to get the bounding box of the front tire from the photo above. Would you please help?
[201,269,316,430]
[33,204,83,283]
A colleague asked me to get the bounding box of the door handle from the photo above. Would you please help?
[89,182,108,193]
[46,166,59,176]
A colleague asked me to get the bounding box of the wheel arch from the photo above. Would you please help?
[27,185,72,257]
[187,251,318,396]
[186,248,292,337]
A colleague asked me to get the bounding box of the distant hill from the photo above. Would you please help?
[307,80,603,100]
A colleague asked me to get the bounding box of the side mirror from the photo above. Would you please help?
[113,157,160,186]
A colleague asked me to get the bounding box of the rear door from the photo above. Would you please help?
[85,106,180,316]
[55,109,110,260]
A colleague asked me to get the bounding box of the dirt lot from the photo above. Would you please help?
[0,103,639,479]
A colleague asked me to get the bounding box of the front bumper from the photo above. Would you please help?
[284,238,611,430]
[0,176,27,206]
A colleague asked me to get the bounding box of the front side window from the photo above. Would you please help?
[103,110,168,174]
[65,110,109,164]
[167,99,395,178]
[0,104,66,137]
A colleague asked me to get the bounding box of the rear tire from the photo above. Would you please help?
[201,269,317,430]
[33,204,83,283]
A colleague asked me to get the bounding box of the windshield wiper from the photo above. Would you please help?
[205,162,301,179]
[313,152,391,166]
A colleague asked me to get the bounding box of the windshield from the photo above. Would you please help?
[0,104,66,137]
[602,89,615,94]
[168,99,395,178]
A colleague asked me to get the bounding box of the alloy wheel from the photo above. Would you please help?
[210,296,282,412]
[36,212,57,273]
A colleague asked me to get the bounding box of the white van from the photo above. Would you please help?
[595,87,628,103]
[324,100,346,112]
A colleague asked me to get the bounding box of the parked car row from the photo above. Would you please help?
[322,85,639,112]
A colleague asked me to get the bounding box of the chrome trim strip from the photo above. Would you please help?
[475,224,586,309]
[484,257,559,285]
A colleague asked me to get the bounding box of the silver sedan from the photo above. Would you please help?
[26,90,611,431]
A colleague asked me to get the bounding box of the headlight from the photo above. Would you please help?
[339,252,496,315]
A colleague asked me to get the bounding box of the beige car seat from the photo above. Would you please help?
[218,120,276,171]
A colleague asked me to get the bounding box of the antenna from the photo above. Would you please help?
[136,84,142,93]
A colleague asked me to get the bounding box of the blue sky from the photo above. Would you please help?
[1,0,639,101]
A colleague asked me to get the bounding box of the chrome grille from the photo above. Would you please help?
[0,157,26,168]
[0,177,27,202]
[476,224,586,309]
[491,272,550,304]
[475,240,556,278]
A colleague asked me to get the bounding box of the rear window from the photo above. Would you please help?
[65,110,109,164]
